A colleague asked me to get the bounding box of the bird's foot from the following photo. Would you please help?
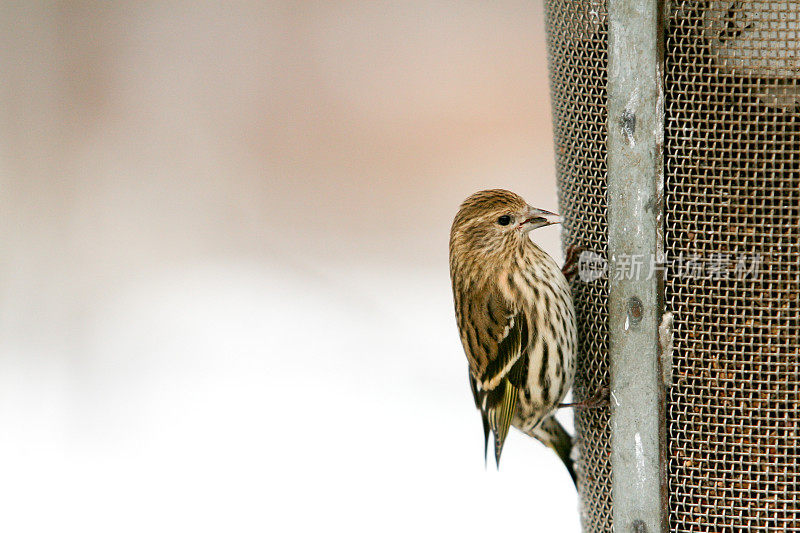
[559,387,609,409]
[561,244,587,282]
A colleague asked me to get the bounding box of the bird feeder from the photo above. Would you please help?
[545,1,800,531]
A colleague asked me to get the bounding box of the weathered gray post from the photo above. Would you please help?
[606,1,667,531]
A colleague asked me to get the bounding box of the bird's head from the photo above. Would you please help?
[450,189,561,264]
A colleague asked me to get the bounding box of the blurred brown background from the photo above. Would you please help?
[0,2,574,532]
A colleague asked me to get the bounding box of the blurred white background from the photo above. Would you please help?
[0,2,578,532]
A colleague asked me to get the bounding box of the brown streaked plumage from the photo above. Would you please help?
[449,189,577,484]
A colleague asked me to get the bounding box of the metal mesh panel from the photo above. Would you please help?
[665,2,800,531]
[544,2,612,532]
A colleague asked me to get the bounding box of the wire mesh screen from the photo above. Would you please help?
[665,2,800,531]
[544,2,612,531]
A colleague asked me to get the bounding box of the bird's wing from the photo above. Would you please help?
[465,291,529,465]
[482,310,527,389]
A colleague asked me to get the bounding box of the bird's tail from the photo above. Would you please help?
[526,416,577,488]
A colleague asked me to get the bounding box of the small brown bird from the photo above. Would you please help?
[449,189,578,484]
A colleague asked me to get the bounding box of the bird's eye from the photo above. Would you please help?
[497,215,512,226]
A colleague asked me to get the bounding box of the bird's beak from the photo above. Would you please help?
[519,207,562,231]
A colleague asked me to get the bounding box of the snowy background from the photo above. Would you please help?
[1,2,579,531]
